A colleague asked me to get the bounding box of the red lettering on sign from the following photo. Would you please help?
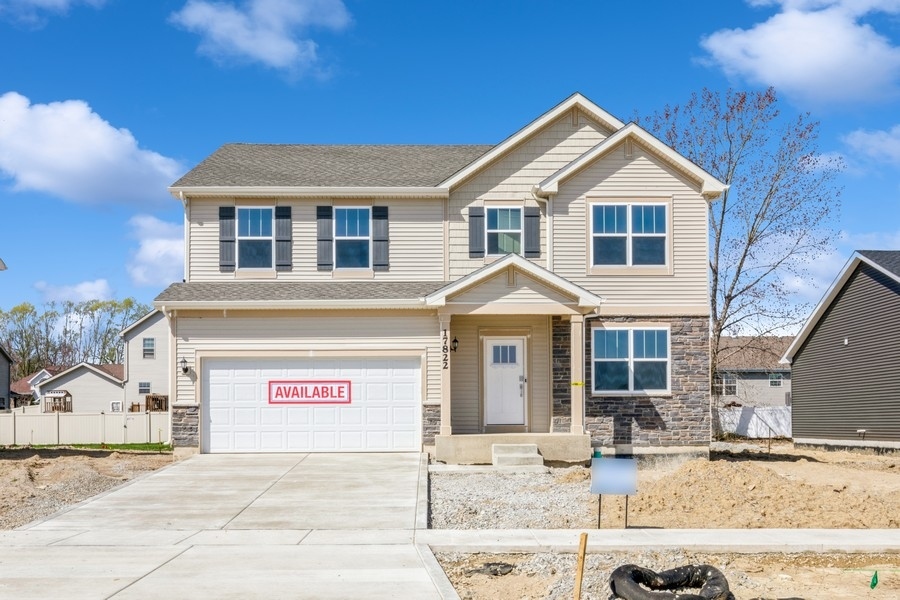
[267,380,352,405]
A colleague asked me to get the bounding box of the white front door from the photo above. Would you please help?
[484,337,526,426]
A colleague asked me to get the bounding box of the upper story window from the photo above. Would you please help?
[713,373,737,396]
[142,337,155,359]
[592,327,669,394]
[237,207,274,269]
[334,207,371,269]
[138,382,151,395]
[591,203,667,266]
[486,207,522,255]
[769,373,783,387]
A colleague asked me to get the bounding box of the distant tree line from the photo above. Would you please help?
[0,298,151,381]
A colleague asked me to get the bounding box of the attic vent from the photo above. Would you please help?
[571,107,578,127]
[624,138,633,159]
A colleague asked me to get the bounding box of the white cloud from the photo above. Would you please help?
[843,124,900,164]
[0,0,106,26]
[34,279,113,303]
[700,1,900,105]
[0,92,182,206]
[127,215,184,287]
[170,0,350,73]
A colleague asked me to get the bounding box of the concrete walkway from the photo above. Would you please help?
[1,455,898,599]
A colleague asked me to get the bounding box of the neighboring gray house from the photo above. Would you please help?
[714,336,793,407]
[37,363,125,413]
[782,250,900,450]
[0,345,11,410]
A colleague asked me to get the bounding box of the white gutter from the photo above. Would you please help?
[168,186,449,199]
[152,299,432,311]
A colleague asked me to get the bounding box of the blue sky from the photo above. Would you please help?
[0,0,899,312]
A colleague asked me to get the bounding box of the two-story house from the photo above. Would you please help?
[156,93,725,463]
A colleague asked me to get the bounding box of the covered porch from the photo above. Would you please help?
[425,254,603,464]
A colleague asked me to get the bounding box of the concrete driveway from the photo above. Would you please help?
[0,453,455,600]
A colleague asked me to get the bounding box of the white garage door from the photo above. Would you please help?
[202,357,421,453]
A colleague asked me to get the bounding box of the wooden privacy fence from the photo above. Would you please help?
[0,412,170,446]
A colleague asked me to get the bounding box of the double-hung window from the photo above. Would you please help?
[591,203,667,266]
[592,327,669,394]
[486,207,522,255]
[769,373,783,387]
[334,207,371,269]
[142,337,155,359]
[138,382,151,395]
[237,207,274,269]
[713,373,737,396]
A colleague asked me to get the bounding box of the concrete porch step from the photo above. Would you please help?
[491,443,543,467]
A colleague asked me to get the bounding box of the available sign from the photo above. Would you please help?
[268,380,352,404]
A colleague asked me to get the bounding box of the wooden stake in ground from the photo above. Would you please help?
[574,532,588,599]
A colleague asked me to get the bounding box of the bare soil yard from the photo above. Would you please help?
[0,447,174,529]
[433,441,900,598]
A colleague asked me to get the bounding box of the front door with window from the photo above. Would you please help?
[484,338,526,426]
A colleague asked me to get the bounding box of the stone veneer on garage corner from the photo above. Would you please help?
[172,405,199,447]
[553,316,711,447]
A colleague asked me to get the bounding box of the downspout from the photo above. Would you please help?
[179,192,190,283]
[530,186,553,269]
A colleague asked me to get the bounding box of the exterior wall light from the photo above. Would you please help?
[450,337,459,352]
[180,357,189,374]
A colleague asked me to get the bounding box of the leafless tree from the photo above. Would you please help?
[639,88,842,429]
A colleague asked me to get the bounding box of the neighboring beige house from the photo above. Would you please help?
[714,336,793,407]
[157,93,726,462]
[120,309,169,411]
[10,367,64,408]
[37,363,125,413]
[33,310,170,414]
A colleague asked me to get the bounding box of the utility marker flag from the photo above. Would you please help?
[870,570,878,589]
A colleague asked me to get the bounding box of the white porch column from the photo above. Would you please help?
[570,314,585,434]
[439,313,452,436]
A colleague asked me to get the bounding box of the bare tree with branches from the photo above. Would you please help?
[639,88,842,427]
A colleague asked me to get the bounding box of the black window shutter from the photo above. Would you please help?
[372,206,389,271]
[275,206,292,271]
[468,206,485,258]
[524,206,541,258]
[316,206,333,271]
[219,206,235,272]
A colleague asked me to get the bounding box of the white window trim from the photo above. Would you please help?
[714,373,737,396]
[333,206,373,270]
[142,337,155,359]
[138,382,151,395]
[236,206,275,270]
[587,198,673,276]
[485,205,523,257]
[590,325,671,396]
[110,401,123,413]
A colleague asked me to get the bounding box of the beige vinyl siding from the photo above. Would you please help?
[553,142,709,312]
[173,311,441,407]
[123,312,169,408]
[187,197,445,281]
[449,315,551,433]
[449,271,575,307]
[449,110,612,278]
[39,370,123,413]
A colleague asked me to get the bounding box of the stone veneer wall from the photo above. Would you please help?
[552,316,710,447]
[172,405,199,448]
[551,316,572,433]
[584,316,710,447]
[423,404,440,445]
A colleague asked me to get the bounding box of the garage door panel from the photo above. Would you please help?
[204,357,420,453]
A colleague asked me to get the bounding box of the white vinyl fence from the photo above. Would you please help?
[0,412,170,446]
[719,406,792,439]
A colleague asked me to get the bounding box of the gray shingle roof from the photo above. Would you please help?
[171,144,494,188]
[154,281,449,304]
[858,250,900,278]
[717,336,794,371]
